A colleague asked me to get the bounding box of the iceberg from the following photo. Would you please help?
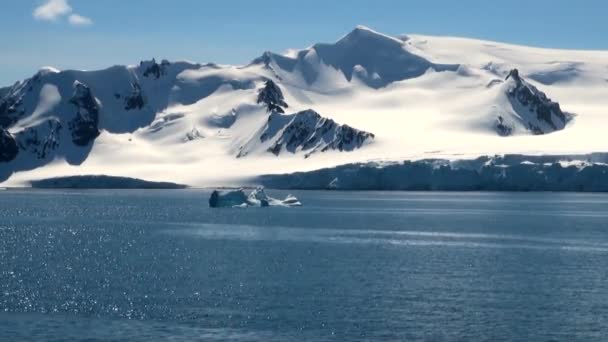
[208,189,249,208]
[209,187,302,208]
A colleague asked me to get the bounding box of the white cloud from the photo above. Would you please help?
[68,14,93,26]
[33,0,93,26]
[33,0,72,21]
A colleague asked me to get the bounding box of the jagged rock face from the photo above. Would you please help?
[68,82,100,146]
[16,119,62,160]
[184,127,203,142]
[0,82,29,129]
[260,109,374,158]
[0,86,8,99]
[141,59,170,79]
[0,99,21,128]
[0,128,18,162]
[495,116,513,137]
[257,80,288,113]
[124,82,145,111]
[0,71,56,128]
[504,69,572,135]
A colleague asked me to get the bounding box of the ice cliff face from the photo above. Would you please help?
[258,154,608,192]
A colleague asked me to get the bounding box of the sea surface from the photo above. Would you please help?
[1,189,608,341]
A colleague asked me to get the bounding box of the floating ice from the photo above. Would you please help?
[209,187,302,208]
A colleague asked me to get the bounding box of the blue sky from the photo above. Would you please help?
[1,0,607,86]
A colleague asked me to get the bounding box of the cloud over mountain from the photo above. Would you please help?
[33,0,93,26]
[68,13,93,26]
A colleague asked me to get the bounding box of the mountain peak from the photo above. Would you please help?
[37,66,60,77]
[505,68,522,83]
[351,25,376,35]
[250,26,458,89]
[355,24,372,30]
[337,25,403,46]
[499,67,573,135]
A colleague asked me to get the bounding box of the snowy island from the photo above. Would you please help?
[30,175,187,189]
[2,26,608,191]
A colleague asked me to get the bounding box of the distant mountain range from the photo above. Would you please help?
[1,26,607,186]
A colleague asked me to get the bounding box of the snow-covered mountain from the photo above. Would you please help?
[251,26,459,88]
[1,26,607,186]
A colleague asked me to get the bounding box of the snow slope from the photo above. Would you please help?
[1,26,607,186]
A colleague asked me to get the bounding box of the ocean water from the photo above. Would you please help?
[1,189,608,341]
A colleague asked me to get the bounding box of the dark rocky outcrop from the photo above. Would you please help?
[257,80,288,113]
[184,127,204,141]
[17,119,62,160]
[0,90,26,129]
[504,69,571,133]
[141,59,170,79]
[124,82,145,110]
[0,128,18,162]
[260,109,374,158]
[68,82,100,146]
[495,116,513,136]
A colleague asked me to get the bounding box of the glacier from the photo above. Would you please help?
[258,154,608,192]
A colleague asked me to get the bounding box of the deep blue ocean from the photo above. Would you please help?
[1,189,608,341]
